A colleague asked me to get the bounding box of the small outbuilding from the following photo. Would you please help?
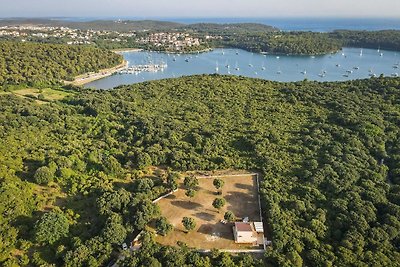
[233,222,258,244]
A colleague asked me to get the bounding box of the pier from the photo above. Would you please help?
[118,63,167,74]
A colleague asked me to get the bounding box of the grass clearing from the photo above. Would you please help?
[9,87,73,103]
[150,173,263,250]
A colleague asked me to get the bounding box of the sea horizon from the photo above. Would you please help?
[1,16,400,32]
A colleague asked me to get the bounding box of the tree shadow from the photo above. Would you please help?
[171,200,202,210]
[197,223,234,241]
[165,194,176,200]
[194,212,215,222]
[12,212,44,240]
[225,191,259,220]
[15,159,43,182]
[235,183,254,192]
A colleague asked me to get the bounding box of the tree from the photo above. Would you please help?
[97,188,132,215]
[182,217,196,233]
[101,214,127,244]
[34,166,54,185]
[184,176,199,189]
[213,178,225,194]
[135,178,154,192]
[212,198,226,213]
[224,211,235,222]
[155,217,173,236]
[185,188,196,200]
[34,211,69,245]
[167,171,179,191]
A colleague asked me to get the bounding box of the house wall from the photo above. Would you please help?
[235,230,257,243]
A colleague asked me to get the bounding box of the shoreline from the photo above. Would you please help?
[112,48,143,53]
[64,60,128,86]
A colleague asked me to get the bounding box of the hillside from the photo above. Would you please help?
[1,75,400,266]
[0,41,123,88]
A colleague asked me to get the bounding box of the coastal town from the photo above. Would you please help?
[0,24,207,51]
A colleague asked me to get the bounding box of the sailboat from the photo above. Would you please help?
[235,62,240,71]
[360,49,363,56]
[225,60,230,68]
[261,64,266,71]
[215,61,219,73]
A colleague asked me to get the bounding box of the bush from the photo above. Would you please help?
[34,166,54,185]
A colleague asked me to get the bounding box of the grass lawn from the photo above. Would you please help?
[10,88,73,103]
[150,173,263,250]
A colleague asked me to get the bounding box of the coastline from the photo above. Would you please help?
[112,48,143,53]
[64,60,128,86]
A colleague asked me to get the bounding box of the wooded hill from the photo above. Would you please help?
[1,75,400,266]
[0,41,123,88]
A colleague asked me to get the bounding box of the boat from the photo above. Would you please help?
[336,64,341,67]
[235,62,240,71]
[353,66,360,70]
[215,61,219,73]
[393,65,399,69]
[343,74,349,77]
[185,58,189,62]
[360,49,363,56]
[392,73,399,77]
[276,70,282,74]
[276,56,280,59]
[236,51,239,55]
[346,70,353,74]
[301,70,307,75]
[119,63,167,74]
[248,63,253,68]
[261,64,266,71]
[318,73,326,78]
[311,56,315,59]
[369,73,377,77]
[380,53,384,57]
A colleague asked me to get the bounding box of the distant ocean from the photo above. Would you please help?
[54,17,400,32]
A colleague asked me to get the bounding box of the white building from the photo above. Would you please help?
[233,222,258,244]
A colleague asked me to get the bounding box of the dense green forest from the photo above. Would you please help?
[212,32,342,54]
[1,74,400,266]
[0,41,123,88]
[330,30,400,51]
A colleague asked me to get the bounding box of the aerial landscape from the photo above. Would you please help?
[1,0,400,266]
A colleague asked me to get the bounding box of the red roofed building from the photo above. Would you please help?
[233,222,258,244]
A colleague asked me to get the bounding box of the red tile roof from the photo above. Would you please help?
[235,222,253,232]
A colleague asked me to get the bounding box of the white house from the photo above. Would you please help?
[233,222,258,244]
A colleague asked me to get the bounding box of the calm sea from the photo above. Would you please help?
[85,48,400,89]
[56,17,400,32]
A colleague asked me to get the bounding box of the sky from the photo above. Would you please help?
[1,0,400,18]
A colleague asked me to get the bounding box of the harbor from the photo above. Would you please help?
[118,63,168,74]
[85,48,400,89]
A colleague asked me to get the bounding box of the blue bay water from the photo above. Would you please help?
[85,48,400,89]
